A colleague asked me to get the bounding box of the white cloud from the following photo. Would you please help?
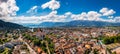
[71,11,102,21]
[49,10,57,15]
[6,11,68,24]
[114,17,120,22]
[65,12,72,16]
[87,11,102,21]
[26,6,38,13]
[41,0,60,10]
[39,11,67,22]
[6,16,40,24]
[100,8,116,16]
[0,0,19,17]
[71,13,85,20]
[108,16,114,18]
[6,7,120,24]
[70,8,119,22]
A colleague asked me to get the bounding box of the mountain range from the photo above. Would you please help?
[22,20,120,28]
[0,20,24,29]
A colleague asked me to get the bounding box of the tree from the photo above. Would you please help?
[93,49,99,54]
[0,39,3,44]
[0,48,12,54]
[103,37,110,44]
[112,52,116,54]
[84,49,91,54]
[103,36,120,44]
[33,39,41,46]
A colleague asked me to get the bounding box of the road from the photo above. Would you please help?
[24,41,37,54]
[45,41,50,54]
[19,34,37,54]
[99,40,110,54]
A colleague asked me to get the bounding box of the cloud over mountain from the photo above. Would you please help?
[71,11,102,21]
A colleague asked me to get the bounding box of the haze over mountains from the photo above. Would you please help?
[22,20,120,28]
[1,18,120,28]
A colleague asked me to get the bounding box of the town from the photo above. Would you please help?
[0,0,120,54]
[0,27,120,54]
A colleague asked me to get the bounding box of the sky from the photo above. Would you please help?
[0,0,120,24]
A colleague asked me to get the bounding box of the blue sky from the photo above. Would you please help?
[16,0,120,16]
[0,0,120,23]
